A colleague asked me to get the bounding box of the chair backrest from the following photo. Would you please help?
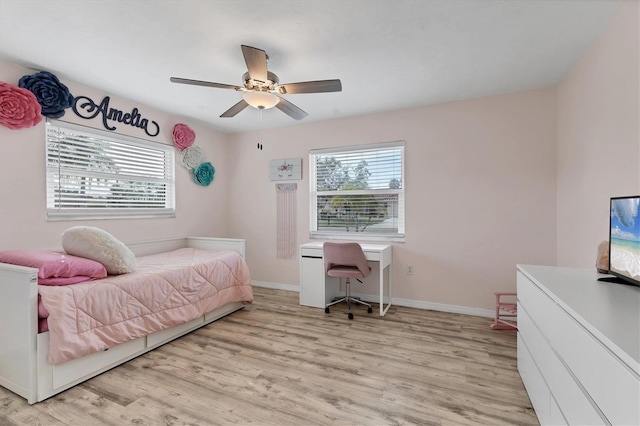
[323,242,371,278]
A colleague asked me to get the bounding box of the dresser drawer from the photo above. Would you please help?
[548,304,639,425]
[518,333,556,425]
[518,303,604,425]
[518,272,640,425]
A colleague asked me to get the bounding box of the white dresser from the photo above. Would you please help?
[517,265,640,425]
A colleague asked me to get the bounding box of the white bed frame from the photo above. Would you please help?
[0,237,247,404]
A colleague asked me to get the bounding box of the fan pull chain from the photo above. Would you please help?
[257,108,263,150]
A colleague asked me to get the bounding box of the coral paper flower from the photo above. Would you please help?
[19,71,74,119]
[0,81,42,130]
[193,162,215,186]
[172,123,195,150]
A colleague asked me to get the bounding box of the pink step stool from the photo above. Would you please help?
[490,292,518,330]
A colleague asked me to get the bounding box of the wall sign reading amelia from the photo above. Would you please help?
[72,95,160,137]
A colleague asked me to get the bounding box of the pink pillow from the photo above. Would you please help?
[38,294,49,318]
[0,250,107,283]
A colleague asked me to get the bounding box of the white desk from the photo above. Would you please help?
[299,241,392,316]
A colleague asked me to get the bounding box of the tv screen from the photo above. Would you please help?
[608,195,640,287]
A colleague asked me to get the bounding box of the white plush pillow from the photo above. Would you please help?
[61,226,136,275]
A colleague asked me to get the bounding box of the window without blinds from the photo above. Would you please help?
[46,120,175,220]
[310,141,405,241]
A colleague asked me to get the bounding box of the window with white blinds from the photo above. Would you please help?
[310,141,405,241]
[46,120,175,220]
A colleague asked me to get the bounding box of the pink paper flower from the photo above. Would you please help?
[0,81,43,130]
[172,123,195,150]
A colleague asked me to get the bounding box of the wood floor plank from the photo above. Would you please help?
[0,287,538,425]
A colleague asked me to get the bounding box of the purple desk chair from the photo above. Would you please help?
[323,242,373,320]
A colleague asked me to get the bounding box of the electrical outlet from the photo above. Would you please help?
[406,265,414,276]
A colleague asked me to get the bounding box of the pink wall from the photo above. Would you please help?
[0,60,233,250]
[2,0,633,312]
[227,88,558,311]
[557,0,640,268]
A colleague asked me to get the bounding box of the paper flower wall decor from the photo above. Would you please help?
[172,121,216,187]
[172,123,195,150]
[181,145,205,170]
[193,162,215,186]
[0,81,43,130]
[19,71,74,119]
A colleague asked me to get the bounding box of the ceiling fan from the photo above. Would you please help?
[170,45,342,121]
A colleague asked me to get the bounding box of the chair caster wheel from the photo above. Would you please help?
[325,307,330,314]
[367,307,373,314]
[348,313,354,320]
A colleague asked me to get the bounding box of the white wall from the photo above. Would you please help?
[227,88,558,311]
[0,60,233,250]
[557,0,640,268]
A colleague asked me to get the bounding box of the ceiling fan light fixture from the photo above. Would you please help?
[242,91,279,109]
[172,45,340,120]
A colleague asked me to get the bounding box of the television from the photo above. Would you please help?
[599,195,640,287]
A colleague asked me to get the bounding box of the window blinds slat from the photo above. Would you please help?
[310,141,405,240]
[46,120,175,220]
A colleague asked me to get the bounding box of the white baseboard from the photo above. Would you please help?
[350,291,494,318]
[251,281,495,319]
[252,280,300,292]
[384,296,495,318]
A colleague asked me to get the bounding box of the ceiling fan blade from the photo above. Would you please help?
[241,45,268,83]
[275,97,308,121]
[170,77,242,90]
[278,79,342,94]
[220,99,249,118]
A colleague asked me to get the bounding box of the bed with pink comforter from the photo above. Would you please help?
[38,247,253,365]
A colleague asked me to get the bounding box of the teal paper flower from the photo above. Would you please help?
[193,162,215,186]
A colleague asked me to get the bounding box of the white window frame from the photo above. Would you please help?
[46,119,175,221]
[310,141,405,242]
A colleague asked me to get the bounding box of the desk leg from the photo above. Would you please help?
[380,263,392,316]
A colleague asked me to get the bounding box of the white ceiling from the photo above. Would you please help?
[0,0,623,134]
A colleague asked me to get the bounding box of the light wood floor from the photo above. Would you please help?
[1,287,538,425]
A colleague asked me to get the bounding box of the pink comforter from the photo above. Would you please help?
[38,248,253,365]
